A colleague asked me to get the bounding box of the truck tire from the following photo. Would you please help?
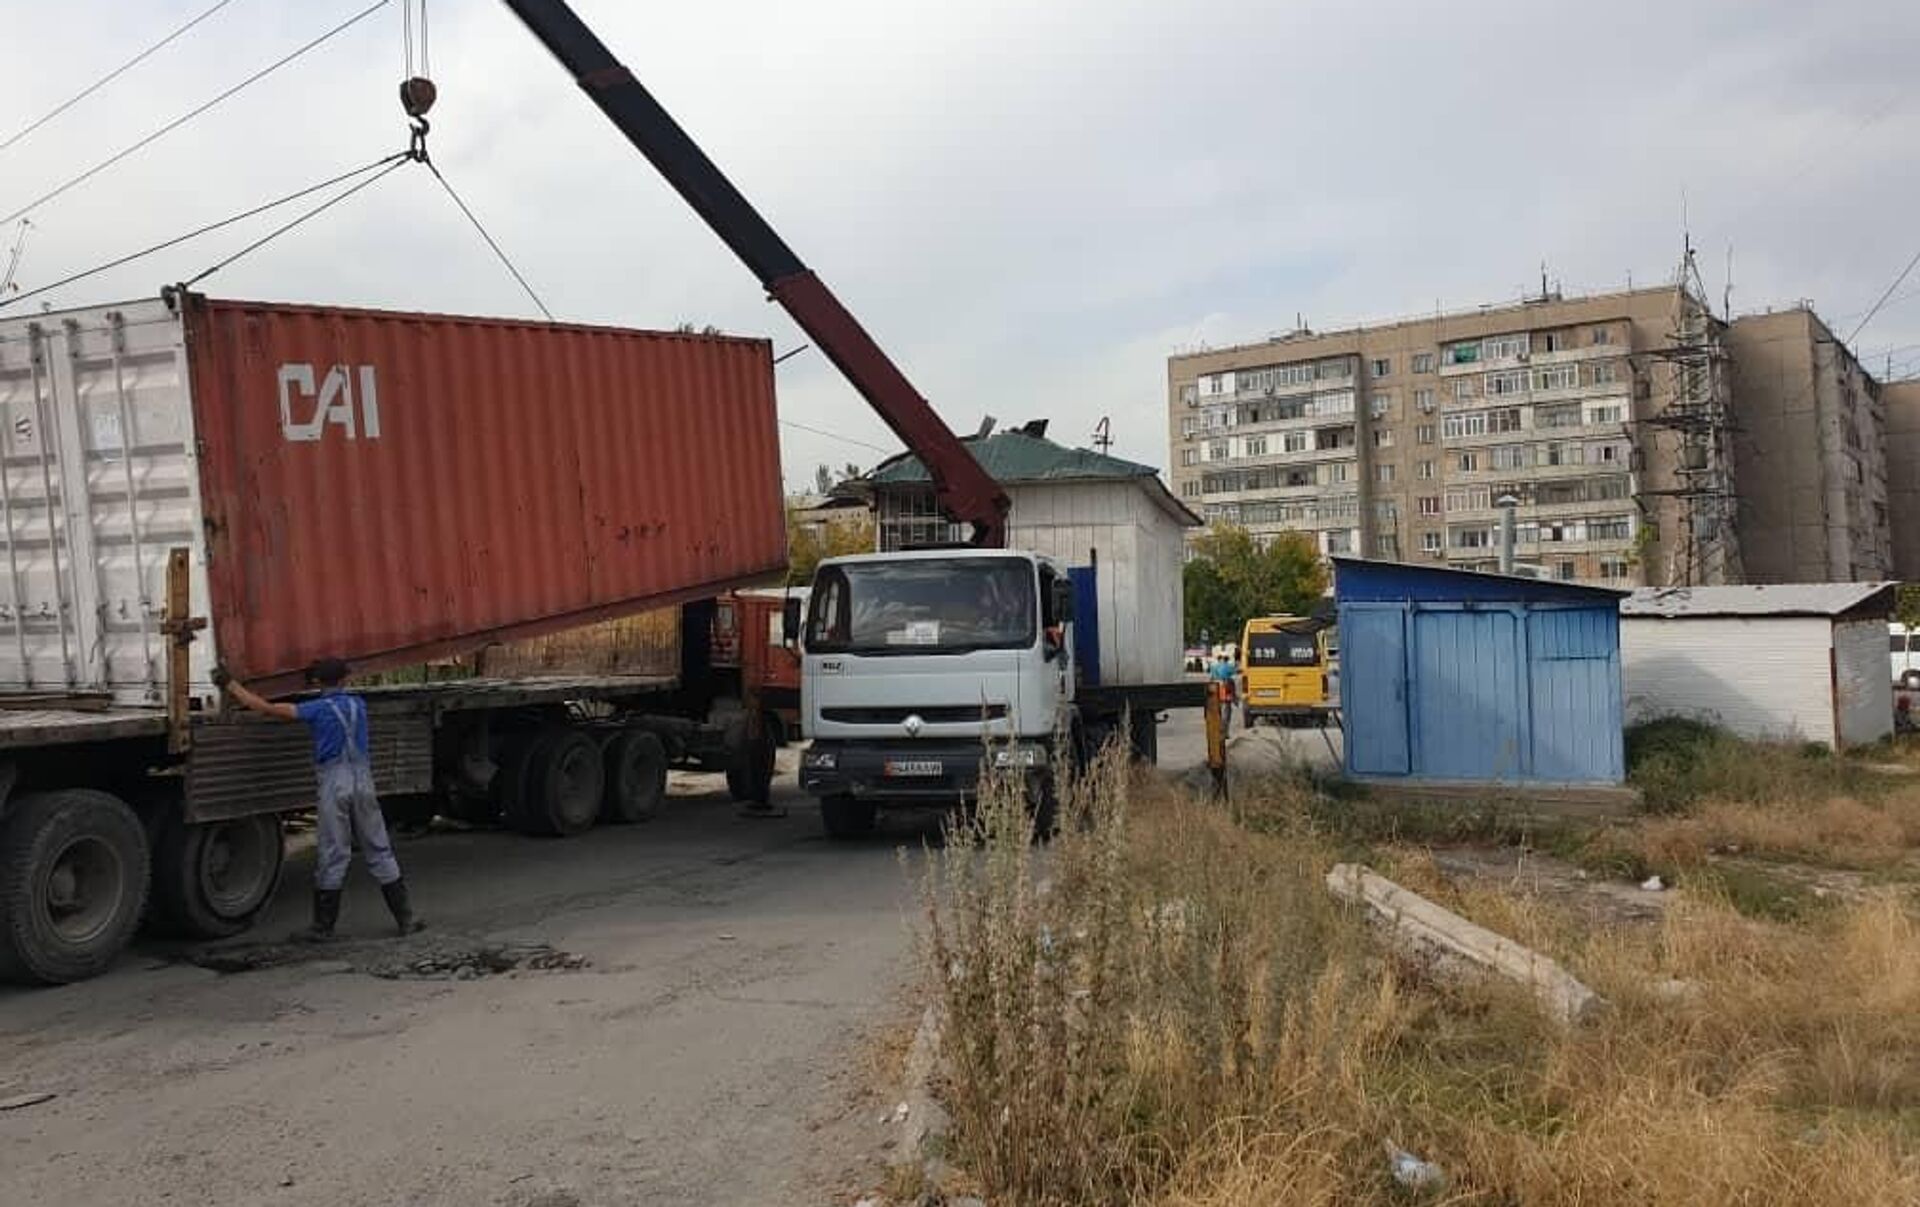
[1127,710,1160,765]
[1028,774,1060,841]
[820,794,876,840]
[493,728,560,832]
[724,715,777,804]
[602,730,667,823]
[0,789,150,985]
[518,729,606,837]
[149,814,285,940]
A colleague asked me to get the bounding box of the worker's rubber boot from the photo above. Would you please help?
[292,889,342,944]
[380,877,426,936]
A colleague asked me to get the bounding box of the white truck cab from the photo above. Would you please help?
[797,548,1080,835]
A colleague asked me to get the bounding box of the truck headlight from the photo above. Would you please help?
[992,745,1045,769]
[802,749,837,770]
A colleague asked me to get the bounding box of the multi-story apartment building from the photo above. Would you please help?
[1167,289,1896,586]
[1726,308,1893,583]
[1168,289,1689,585]
[1882,378,1920,581]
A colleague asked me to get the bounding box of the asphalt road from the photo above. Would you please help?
[0,765,944,1207]
[0,711,1262,1207]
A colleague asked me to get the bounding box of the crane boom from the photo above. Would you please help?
[502,0,1010,547]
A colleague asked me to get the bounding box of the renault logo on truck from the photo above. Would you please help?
[278,363,382,442]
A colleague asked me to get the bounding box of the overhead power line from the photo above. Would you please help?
[1846,246,1920,347]
[183,155,414,287]
[1,0,245,154]
[0,0,393,228]
[778,417,894,454]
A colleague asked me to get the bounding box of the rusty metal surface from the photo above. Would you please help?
[468,610,679,680]
[183,704,435,823]
[179,295,787,694]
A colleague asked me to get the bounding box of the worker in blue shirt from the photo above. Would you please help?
[219,658,423,941]
[1208,651,1239,735]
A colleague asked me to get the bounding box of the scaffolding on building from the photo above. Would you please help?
[1635,239,1744,586]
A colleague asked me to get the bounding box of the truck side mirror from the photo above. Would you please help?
[782,596,803,644]
[1051,579,1075,624]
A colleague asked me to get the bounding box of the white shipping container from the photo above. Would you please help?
[0,300,216,704]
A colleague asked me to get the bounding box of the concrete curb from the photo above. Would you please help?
[891,1005,951,1178]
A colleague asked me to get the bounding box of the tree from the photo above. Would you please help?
[1899,583,1920,630]
[814,464,834,496]
[1181,523,1328,643]
[787,508,875,586]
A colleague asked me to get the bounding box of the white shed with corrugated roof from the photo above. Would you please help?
[1619,582,1897,748]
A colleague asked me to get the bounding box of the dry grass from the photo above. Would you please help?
[918,745,1920,1205]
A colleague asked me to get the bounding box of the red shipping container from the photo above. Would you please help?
[170,294,787,691]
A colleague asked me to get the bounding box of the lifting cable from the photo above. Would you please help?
[0,0,394,228]
[0,148,413,312]
[422,159,555,322]
[183,154,416,288]
[1,0,245,154]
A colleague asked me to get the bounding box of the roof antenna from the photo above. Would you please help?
[973,415,996,439]
[1092,416,1112,454]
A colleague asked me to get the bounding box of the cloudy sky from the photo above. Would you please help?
[3,0,1917,490]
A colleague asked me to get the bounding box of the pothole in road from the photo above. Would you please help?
[187,937,590,980]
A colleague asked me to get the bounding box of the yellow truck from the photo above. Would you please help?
[1239,615,1336,726]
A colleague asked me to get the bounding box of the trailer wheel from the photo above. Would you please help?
[819,794,876,840]
[0,790,150,985]
[602,730,667,824]
[150,814,284,940]
[494,728,560,832]
[1127,710,1160,765]
[723,715,777,804]
[519,729,606,837]
[1027,774,1060,841]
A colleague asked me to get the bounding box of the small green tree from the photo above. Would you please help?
[1182,523,1328,644]
[1898,583,1920,630]
[787,509,875,586]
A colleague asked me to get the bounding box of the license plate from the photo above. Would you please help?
[885,760,944,778]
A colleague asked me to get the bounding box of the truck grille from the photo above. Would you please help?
[820,704,1007,725]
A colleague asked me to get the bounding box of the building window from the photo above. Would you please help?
[1537,403,1581,429]
[1181,479,1199,498]
[1555,561,1577,580]
[1452,378,1477,402]
[1421,531,1443,554]
[1445,485,1491,511]
[1330,461,1352,484]
[1283,467,1314,487]
[1532,364,1578,391]
[1318,391,1355,417]
[1283,431,1308,453]
[1586,403,1624,425]
[1491,407,1524,433]
[1414,387,1436,413]
[1591,516,1633,541]
[1599,558,1630,579]
[1418,496,1441,516]
[1376,463,1396,483]
[1457,451,1480,472]
[1180,448,1199,467]
[1483,333,1529,361]
[1591,325,1613,346]
[1181,416,1199,437]
[1317,358,1354,381]
[1487,369,1529,396]
[1443,342,1480,366]
[1442,412,1488,439]
[1208,440,1229,461]
[1417,459,1436,480]
[1590,360,1619,385]
[1491,444,1529,470]
[1545,442,1583,467]
[1373,427,1396,448]
[1371,392,1395,418]
[1416,423,1437,445]
[1411,352,1436,374]
[1244,435,1268,456]
[1451,526,1493,549]
[1542,331,1569,353]
[1591,440,1627,464]
[1370,357,1392,378]
[1201,374,1227,396]
[1375,533,1400,558]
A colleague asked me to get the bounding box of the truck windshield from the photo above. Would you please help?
[806,558,1036,655]
[1246,632,1320,667]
